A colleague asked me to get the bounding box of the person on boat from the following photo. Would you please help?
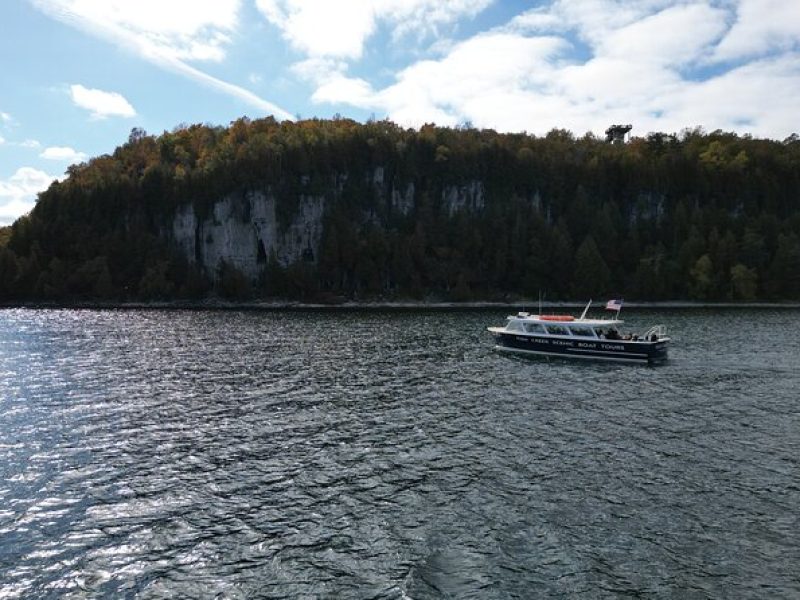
[597,328,605,339]
[606,328,620,340]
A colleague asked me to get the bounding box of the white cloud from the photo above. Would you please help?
[307,32,570,127]
[40,146,88,163]
[508,0,729,67]
[256,0,492,59]
[664,54,800,135]
[384,33,568,126]
[386,0,492,40]
[714,0,800,62]
[70,84,136,119]
[27,0,800,137]
[292,57,352,91]
[0,111,12,124]
[33,0,240,62]
[0,198,40,226]
[0,167,57,226]
[510,0,670,46]
[302,0,800,139]
[257,0,376,59]
[0,137,42,149]
[32,0,293,119]
[157,57,294,118]
[596,4,727,67]
[313,74,375,109]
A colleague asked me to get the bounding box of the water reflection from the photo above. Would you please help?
[0,308,798,597]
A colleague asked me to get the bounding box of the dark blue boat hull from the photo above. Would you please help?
[493,332,668,364]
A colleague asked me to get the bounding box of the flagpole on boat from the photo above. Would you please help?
[580,299,592,320]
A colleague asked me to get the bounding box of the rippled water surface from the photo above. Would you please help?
[1,308,798,598]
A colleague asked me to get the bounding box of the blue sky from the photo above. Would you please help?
[1,0,799,225]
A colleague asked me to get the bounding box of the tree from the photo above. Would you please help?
[633,250,668,300]
[69,257,115,298]
[128,127,148,144]
[139,260,175,299]
[689,254,714,300]
[730,264,757,301]
[217,261,251,300]
[572,236,610,298]
[765,234,800,298]
[0,247,20,299]
[2,117,800,304]
[36,257,68,299]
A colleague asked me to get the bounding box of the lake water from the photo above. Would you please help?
[0,308,798,598]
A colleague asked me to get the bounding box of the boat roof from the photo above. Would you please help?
[508,313,624,326]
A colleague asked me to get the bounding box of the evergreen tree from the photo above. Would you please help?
[572,236,611,298]
[1,118,798,303]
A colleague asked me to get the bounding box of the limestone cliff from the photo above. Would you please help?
[5,118,796,303]
[169,170,488,280]
[172,190,324,280]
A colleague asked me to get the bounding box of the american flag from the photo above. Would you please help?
[605,299,623,311]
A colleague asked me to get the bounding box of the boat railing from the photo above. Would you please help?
[642,324,667,340]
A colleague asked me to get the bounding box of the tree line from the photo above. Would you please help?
[1,117,799,303]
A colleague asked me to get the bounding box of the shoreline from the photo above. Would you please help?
[2,300,800,311]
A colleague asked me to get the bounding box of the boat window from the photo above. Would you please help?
[524,323,546,334]
[546,325,569,336]
[569,326,595,337]
[506,320,524,332]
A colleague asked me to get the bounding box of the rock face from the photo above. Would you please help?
[443,181,484,215]
[169,169,491,280]
[171,190,324,280]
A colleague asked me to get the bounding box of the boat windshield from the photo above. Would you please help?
[569,326,595,337]
[545,324,569,336]
[506,319,525,332]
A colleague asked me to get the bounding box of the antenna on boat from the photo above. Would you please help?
[579,299,592,320]
[538,290,543,317]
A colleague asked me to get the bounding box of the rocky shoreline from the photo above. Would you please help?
[2,300,800,311]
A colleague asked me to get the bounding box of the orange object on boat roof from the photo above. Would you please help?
[539,315,575,321]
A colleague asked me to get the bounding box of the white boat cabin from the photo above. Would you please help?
[496,312,666,343]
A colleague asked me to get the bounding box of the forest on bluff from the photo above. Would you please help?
[1,117,798,303]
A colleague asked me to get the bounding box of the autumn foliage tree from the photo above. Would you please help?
[0,119,798,303]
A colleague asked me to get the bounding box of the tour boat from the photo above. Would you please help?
[487,300,669,364]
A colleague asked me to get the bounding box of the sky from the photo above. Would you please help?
[1,0,799,225]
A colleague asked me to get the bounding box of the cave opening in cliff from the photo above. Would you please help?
[194,225,203,265]
[257,239,267,264]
